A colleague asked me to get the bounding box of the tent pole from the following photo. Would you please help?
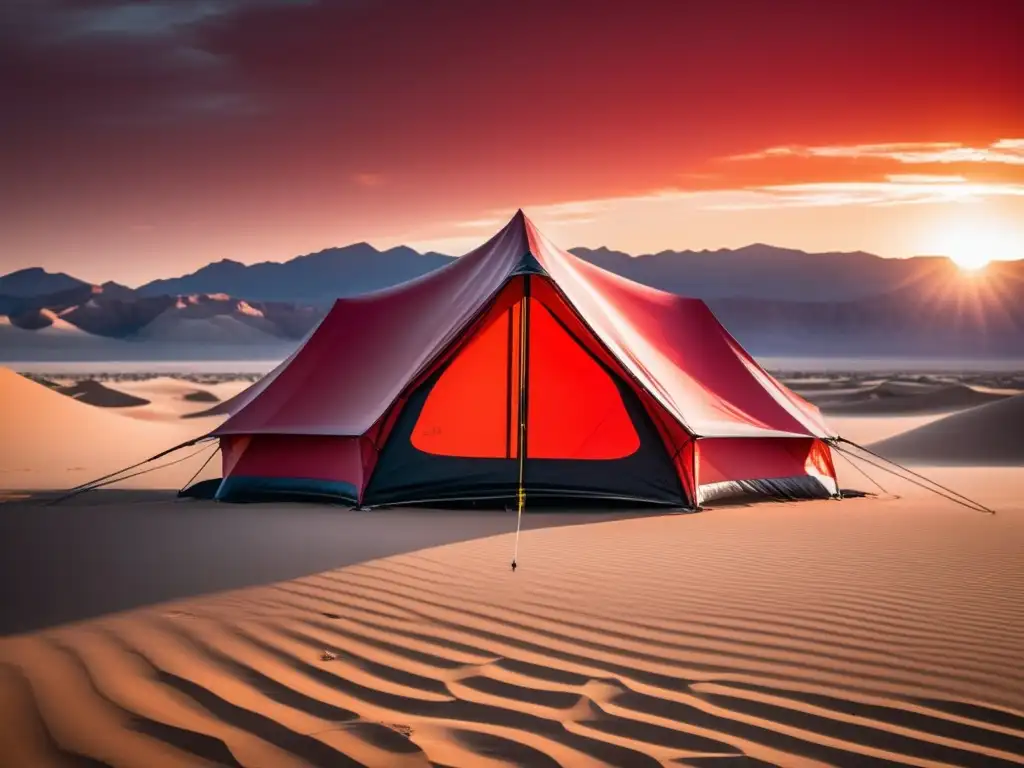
[690,436,701,510]
[505,305,514,459]
[512,275,531,571]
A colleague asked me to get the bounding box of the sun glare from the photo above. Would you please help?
[950,250,991,272]
[930,218,1021,273]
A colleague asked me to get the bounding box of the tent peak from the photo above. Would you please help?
[495,209,547,277]
[505,208,536,231]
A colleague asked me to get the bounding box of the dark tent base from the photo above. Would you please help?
[182,475,855,510]
[699,475,838,506]
[367,492,690,511]
[214,476,359,505]
[177,478,221,500]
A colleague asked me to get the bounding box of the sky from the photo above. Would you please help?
[2,0,1023,285]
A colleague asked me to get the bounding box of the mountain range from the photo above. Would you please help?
[2,244,1023,361]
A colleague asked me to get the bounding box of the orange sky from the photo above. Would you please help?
[2,0,1022,284]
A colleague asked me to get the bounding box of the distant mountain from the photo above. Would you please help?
[0,283,324,346]
[0,267,87,298]
[3,242,1024,360]
[133,241,1024,305]
[709,261,1024,357]
[137,244,454,303]
[570,245,1024,302]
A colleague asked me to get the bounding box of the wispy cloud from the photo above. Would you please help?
[519,178,1024,215]
[388,168,1024,258]
[454,217,507,229]
[885,174,968,184]
[706,177,1024,210]
[527,200,610,223]
[726,139,1024,166]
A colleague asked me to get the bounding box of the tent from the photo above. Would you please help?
[209,211,840,508]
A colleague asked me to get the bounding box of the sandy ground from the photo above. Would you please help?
[1,368,1023,766]
[0,369,227,495]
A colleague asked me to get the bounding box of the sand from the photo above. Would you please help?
[2,368,1023,766]
[1,479,1022,767]
[870,394,1024,466]
[0,369,221,493]
[110,376,252,421]
[57,379,151,408]
[814,382,1009,416]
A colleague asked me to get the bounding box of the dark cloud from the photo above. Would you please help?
[0,0,316,134]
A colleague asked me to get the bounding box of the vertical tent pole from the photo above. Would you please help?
[691,436,701,510]
[512,275,531,570]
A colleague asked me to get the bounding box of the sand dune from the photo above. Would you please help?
[115,376,249,402]
[1,485,1022,767]
[184,389,221,403]
[0,368,219,491]
[869,394,1024,466]
[103,377,252,420]
[56,379,150,408]
[812,381,1009,416]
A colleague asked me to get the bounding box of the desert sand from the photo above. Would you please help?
[870,395,1024,466]
[0,369,223,494]
[1,367,1023,766]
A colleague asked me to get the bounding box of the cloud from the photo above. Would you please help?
[445,191,698,233]
[705,178,1024,210]
[454,218,507,229]
[526,200,612,224]
[885,174,968,184]
[436,177,1024,242]
[0,0,310,129]
[47,1,238,41]
[726,139,1024,166]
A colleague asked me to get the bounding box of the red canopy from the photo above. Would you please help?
[211,211,838,507]
[216,212,832,440]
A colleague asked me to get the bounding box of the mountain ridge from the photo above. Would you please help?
[3,243,1023,360]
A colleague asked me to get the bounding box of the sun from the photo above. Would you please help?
[939,224,994,271]
[930,216,1020,273]
[949,249,991,272]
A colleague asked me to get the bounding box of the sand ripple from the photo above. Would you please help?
[2,505,1024,767]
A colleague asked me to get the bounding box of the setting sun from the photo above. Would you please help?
[929,217,1021,272]
[950,251,991,272]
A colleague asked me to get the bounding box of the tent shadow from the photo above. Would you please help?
[0,489,689,636]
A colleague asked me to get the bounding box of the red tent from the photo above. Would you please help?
[210,211,839,507]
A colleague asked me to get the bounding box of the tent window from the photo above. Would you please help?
[411,303,518,459]
[411,292,640,460]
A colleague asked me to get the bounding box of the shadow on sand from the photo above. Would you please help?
[0,490,686,635]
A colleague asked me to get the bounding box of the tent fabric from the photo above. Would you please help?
[211,211,840,507]
[216,434,367,503]
[693,437,837,505]
[364,278,685,506]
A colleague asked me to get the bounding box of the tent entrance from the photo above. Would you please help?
[364,277,684,507]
